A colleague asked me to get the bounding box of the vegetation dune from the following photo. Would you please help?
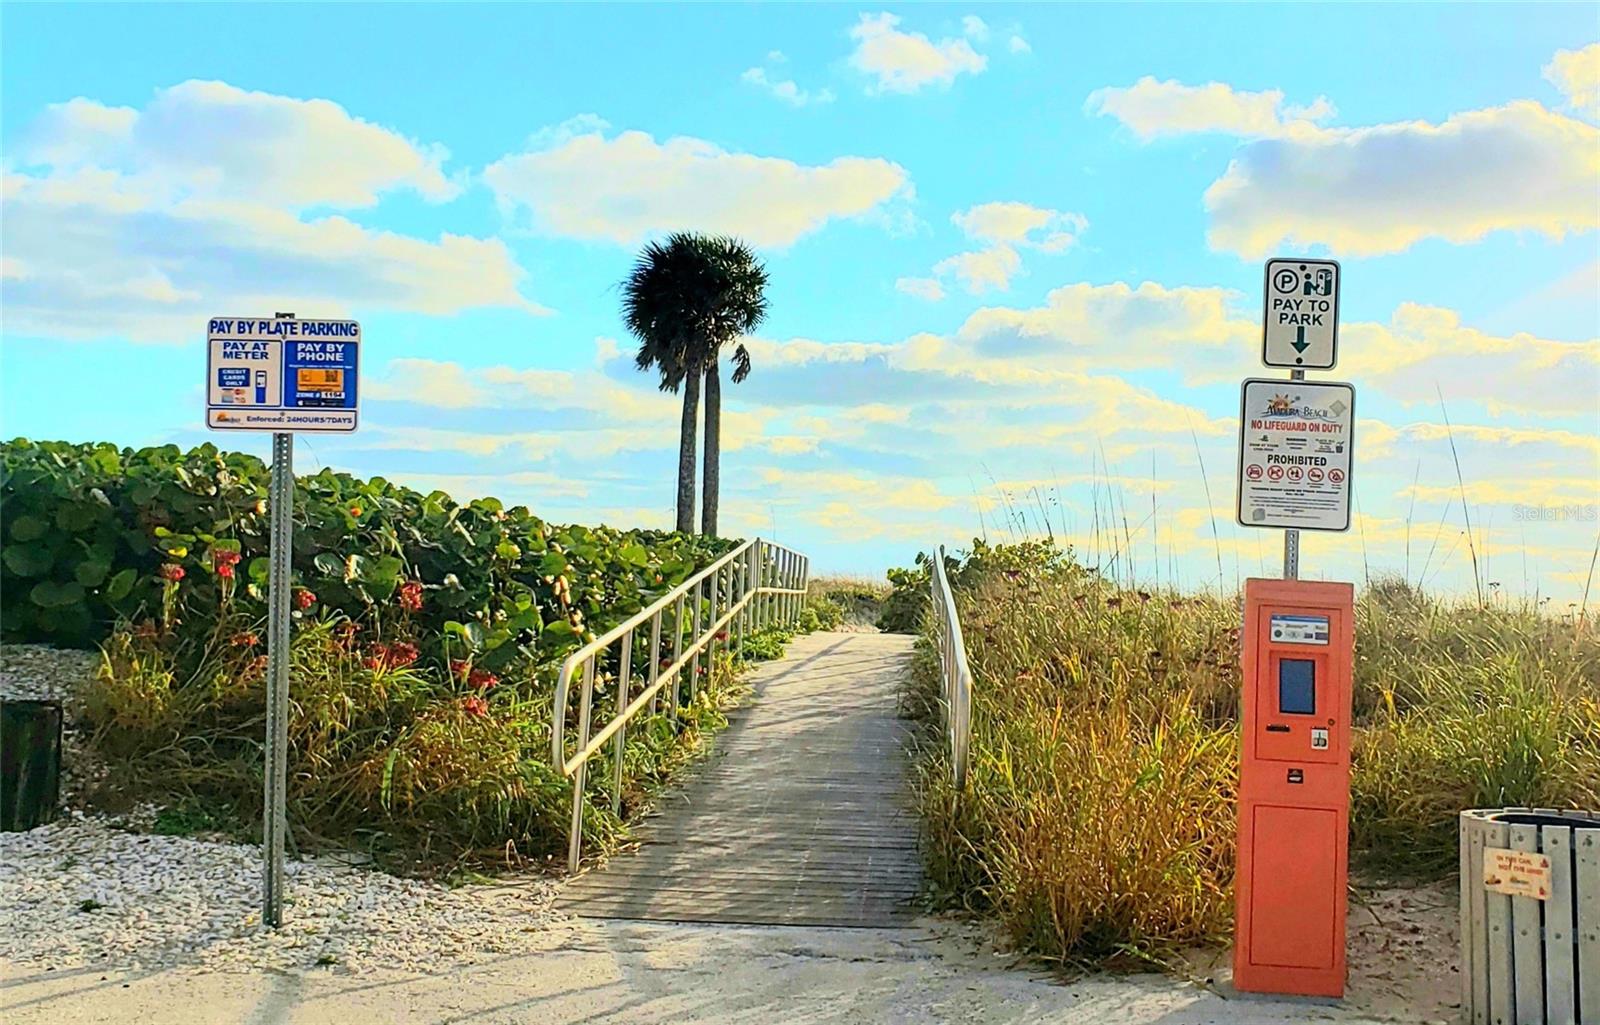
[904,541,1600,967]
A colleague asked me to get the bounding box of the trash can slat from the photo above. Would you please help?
[1486,820,1515,1025]
[1578,830,1600,1023]
[1541,827,1576,1025]
[1509,823,1544,1024]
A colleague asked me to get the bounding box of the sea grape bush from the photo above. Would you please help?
[2,437,756,869]
[0,438,733,668]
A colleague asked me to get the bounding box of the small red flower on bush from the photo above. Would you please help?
[449,659,470,680]
[462,695,489,718]
[159,563,185,582]
[335,621,359,647]
[363,641,420,671]
[244,654,269,680]
[468,668,499,691]
[349,506,362,518]
[230,631,260,648]
[397,581,423,612]
[715,631,728,641]
[294,589,316,610]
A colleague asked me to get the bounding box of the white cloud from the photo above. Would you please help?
[901,201,1088,297]
[895,276,946,301]
[21,81,457,208]
[848,12,987,94]
[1204,100,1600,257]
[1,80,539,345]
[1008,35,1031,55]
[366,353,678,421]
[1341,304,1600,416]
[741,66,835,107]
[1544,42,1600,115]
[951,201,1087,251]
[962,16,989,41]
[1090,72,1599,257]
[483,124,910,247]
[1086,77,1337,140]
[933,245,1022,295]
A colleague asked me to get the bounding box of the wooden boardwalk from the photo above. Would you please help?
[561,631,922,928]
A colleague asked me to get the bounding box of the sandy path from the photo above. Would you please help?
[2,909,1456,1025]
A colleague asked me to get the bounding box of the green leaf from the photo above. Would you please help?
[314,552,345,577]
[105,568,137,601]
[8,515,48,542]
[617,542,649,567]
[55,504,100,533]
[30,580,85,608]
[495,541,521,561]
[539,552,568,577]
[3,546,54,577]
[444,620,486,650]
[361,554,404,599]
[74,559,111,587]
[248,557,270,584]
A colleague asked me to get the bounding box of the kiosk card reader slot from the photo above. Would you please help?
[1234,579,1353,999]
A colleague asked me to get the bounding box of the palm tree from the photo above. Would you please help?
[621,233,768,536]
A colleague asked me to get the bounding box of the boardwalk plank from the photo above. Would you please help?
[561,632,922,927]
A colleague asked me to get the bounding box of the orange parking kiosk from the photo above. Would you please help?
[1234,578,1355,999]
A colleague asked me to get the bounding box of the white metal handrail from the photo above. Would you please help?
[929,545,972,790]
[551,537,809,870]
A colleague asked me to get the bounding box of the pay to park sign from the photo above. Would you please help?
[1236,378,1355,532]
[205,317,361,432]
[1262,257,1340,370]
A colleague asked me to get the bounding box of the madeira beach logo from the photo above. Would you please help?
[1256,392,1345,423]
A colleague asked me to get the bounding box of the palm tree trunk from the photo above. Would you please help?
[676,369,700,534]
[702,360,721,537]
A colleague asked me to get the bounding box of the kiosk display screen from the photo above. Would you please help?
[1279,658,1316,715]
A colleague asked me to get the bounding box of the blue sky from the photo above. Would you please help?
[3,4,1597,600]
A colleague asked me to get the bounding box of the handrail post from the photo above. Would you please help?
[611,629,632,816]
[567,654,596,872]
[647,611,661,717]
[708,564,721,674]
[670,593,684,718]
[688,576,703,704]
[742,542,754,647]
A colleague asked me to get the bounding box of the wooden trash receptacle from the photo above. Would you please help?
[1460,808,1599,1025]
[1,699,64,831]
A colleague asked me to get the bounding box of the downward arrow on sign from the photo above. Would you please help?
[1292,326,1310,354]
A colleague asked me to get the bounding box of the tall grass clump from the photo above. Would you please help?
[911,541,1240,967]
[83,606,761,873]
[909,544,1600,967]
[1350,577,1600,877]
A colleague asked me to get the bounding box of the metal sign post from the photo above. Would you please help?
[1241,258,1349,581]
[262,430,293,928]
[1283,368,1305,580]
[204,311,360,929]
